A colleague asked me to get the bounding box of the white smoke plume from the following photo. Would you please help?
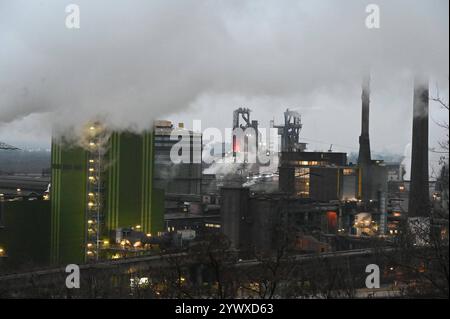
[0,0,448,145]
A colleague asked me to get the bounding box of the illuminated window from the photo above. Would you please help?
[343,168,354,175]
[205,223,221,228]
[295,168,310,197]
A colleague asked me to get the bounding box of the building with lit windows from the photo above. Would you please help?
[278,151,358,201]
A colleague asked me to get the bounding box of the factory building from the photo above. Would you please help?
[276,77,390,235]
[274,108,364,203]
[0,175,50,198]
[153,120,202,195]
[164,212,221,234]
[0,199,51,268]
[220,187,341,254]
[385,162,406,182]
[50,125,164,265]
[217,79,392,251]
[387,180,438,234]
[279,151,360,201]
[220,186,397,255]
[1,121,207,267]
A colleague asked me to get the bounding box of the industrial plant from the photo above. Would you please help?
[0,0,448,301]
[0,75,448,299]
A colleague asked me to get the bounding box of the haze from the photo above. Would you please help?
[0,0,448,173]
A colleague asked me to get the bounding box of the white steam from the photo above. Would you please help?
[0,0,448,143]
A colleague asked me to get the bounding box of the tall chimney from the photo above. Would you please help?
[408,76,430,217]
[358,75,372,201]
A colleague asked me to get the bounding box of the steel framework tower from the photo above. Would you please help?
[0,142,19,150]
[232,107,259,164]
[85,123,106,261]
[273,109,305,152]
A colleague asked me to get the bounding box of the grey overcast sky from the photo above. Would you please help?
[0,0,448,170]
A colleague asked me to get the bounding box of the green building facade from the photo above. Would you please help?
[50,131,164,265]
[106,132,162,235]
[50,142,88,265]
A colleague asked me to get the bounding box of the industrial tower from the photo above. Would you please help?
[358,75,372,202]
[232,108,259,157]
[408,76,430,217]
[273,109,306,152]
[50,126,164,265]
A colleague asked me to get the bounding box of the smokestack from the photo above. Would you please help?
[358,75,372,201]
[358,75,372,165]
[408,76,430,217]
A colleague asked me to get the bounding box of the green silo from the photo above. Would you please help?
[50,140,88,265]
[50,130,164,265]
[105,131,159,234]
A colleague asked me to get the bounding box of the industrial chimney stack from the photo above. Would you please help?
[408,76,430,217]
[358,75,372,201]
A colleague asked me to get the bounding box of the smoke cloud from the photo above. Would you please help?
[0,0,448,146]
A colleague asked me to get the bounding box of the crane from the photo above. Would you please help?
[0,141,19,150]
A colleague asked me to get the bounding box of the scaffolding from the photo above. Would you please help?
[85,123,105,262]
